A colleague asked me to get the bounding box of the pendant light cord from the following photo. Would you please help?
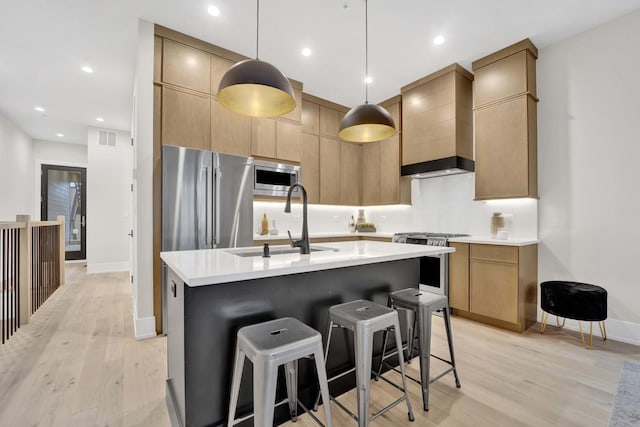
[256,0,260,59]
[365,0,369,104]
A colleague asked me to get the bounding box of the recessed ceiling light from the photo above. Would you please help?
[433,35,445,45]
[56,133,64,137]
[364,76,373,84]
[96,117,104,122]
[301,47,311,57]
[207,5,220,16]
[81,66,94,73]
[34,106,45,112]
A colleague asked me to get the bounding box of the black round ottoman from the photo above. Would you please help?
[539,281,607,348]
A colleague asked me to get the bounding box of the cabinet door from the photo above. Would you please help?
[448,243,469,311]
[162,87,210,150]
[300,132,320,204]
[361,141,381,206]
[319,137,341,204]
[474,51,531,107]
[475,96,531,199]
[470,260,519,323]
[301,100,319,134]
[210,54,235,96]
[379,136,401,204]
[281,86,303,123]
[251,118,277,158]
[211,99,251,156]
[162,39,210,93]
[276,120,300,162]
[319,106,343,138]
[340,141,362,206]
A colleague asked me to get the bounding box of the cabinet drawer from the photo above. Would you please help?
[470,260,519,323]
[470,244,517,264]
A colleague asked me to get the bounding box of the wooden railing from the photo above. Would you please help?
[0,215,65,345]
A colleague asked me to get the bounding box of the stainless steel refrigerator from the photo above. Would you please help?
[162,145,254,251]
[161,145,254,330]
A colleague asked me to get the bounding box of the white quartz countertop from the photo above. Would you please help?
[253,231,394,240]
[161,241,453,287]
[448,236,540,246]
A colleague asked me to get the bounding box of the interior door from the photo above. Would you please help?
[41,164,87,260]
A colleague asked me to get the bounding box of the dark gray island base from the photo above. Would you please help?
[165,258,420,427]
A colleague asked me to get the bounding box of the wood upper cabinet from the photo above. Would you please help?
[319,106,344,138]
[361,97,411,206]
[281,84,303,123]
[401,64,473,166]
[475,96,537,199]
[448,242,469,311]
[301,99,319,133]
[162,87,210,150]
[251,118,277,158]
[211,98,251,156]
[276,120,300,162]
[210,54,235,96]
[473,39,538,200]
[162,39,211,94]
[361,142,381,205]
[319,137,341,204]
[154,36,163,82]
[340,142,362,205]
[300,132,320,204]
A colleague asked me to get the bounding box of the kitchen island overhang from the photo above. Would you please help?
[161,241,454,427]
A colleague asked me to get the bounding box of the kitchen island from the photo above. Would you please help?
[161,240,454,427]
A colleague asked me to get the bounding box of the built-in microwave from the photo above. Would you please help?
[253,159,301,197]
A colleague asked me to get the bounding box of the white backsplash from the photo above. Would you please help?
[253,173,538,238]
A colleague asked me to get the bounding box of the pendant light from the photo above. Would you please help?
[217,0,296,117]
[339,0,396,143]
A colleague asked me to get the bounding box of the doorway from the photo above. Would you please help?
[41,164,87,260]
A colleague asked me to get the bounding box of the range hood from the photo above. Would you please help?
[401,156,474,179]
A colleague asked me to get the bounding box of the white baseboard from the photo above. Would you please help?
[133,314,157,340]
[86,261,130,274]
[538,310,640,346]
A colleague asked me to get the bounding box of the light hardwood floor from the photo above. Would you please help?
[1,264,638,426]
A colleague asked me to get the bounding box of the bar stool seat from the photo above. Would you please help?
[228,317,333,427]
[377,288,461,411]
[316,299,414,426]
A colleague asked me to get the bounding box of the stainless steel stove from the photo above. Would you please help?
[393,232,469,296]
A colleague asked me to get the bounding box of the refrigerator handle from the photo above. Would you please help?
[214,167,221,246]
[205,166,212,247]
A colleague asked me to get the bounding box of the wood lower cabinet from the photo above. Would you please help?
[448,242,469,311]
[452,243,538,332]
[162,87,210,150]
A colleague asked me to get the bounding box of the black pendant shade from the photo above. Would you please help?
[217,59,296,117]
[338,0,396,143]
[339,103,396,143]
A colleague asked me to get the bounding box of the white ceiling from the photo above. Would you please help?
[2,0,640,145]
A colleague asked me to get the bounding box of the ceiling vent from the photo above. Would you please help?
[98,129,117,147]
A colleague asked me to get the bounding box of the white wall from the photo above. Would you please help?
[132,19,156,339]
[0,110,33,219]
[32,139,87,220]
[538,10,640,345]
[86,127,130,274]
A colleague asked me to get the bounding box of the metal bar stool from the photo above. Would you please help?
[314,299,414,426]
[227,317,333,427]
[376,288,461,411]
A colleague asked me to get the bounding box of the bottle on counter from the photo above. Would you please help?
[269,219,279,235]
[261,213,269,235]
[348,215,357,233]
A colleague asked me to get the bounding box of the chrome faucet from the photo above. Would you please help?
[284,183,310,255]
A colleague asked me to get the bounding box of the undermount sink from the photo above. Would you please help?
[228,245,337,258]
